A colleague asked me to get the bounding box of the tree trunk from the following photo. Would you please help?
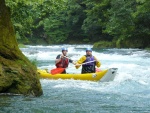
[0,0,43,96]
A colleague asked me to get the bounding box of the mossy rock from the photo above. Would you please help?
[0,1,42,96]
[0,55,43,96]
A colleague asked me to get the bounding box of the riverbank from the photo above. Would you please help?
[18,33,150,49]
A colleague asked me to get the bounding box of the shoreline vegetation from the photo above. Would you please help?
[18,41,150,50]
[18,43,150,51]
[9,0,149,49]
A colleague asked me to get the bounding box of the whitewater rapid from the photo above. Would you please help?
[1,44,149,113]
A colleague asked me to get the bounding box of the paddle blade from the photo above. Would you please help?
[51,68,65,75]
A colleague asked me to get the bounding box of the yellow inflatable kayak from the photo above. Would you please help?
[37,68,118,82]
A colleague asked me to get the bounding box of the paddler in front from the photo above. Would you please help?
[75,48,101,74]
[55,48,75,74]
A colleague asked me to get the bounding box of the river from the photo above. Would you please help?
[0,44,150,113]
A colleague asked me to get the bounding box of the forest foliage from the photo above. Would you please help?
[6,0,150,48]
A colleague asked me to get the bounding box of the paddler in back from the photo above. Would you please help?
[55,48,75,74]
[75,48,101,74]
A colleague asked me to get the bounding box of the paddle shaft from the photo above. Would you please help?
[77,60,96,66]
[64,56,96,65]
[63,56,76,64]
[60,55,96,65]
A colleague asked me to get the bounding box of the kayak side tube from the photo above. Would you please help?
[37,68,118,82]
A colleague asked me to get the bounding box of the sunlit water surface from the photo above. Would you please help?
[1,45,150,113]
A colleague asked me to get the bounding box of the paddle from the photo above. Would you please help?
[76,60,96,66]
[51,68,65,75]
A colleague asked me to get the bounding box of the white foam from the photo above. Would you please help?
[21,45,150,94]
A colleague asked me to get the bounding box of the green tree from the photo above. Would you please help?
[132,0,150,48]
[65,0,87,43]
[6,0,65,44]
[82,0,112,42]
[34,0,87,44]
[104,0,135,47]
[5,0,150,48]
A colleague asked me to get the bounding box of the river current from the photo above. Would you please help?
[0,44,150,113]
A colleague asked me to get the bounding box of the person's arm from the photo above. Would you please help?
[94,56,101,67]
[75,56,86,69]
[69,59,76,65]
[55,54,62,64]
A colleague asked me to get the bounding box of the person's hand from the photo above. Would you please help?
[72,61,77,65]
[60,54,64,58]
[94,56,98,62]
[75,63,81,66]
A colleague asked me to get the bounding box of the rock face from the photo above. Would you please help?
[0,0,43,96]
